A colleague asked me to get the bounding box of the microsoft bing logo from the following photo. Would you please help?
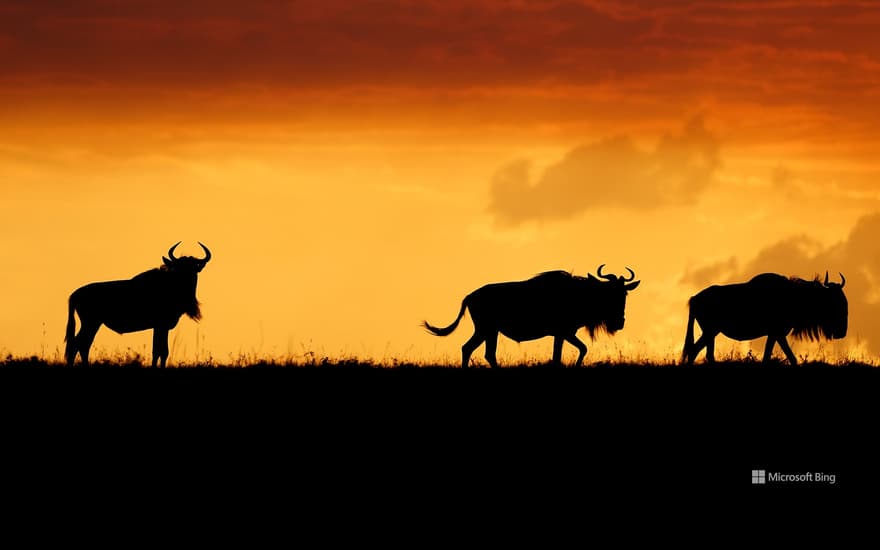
[751,468,837,486]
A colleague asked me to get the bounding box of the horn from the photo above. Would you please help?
[839,272,845,288]
[596,264,614,280]
[167,241,182,262]
[824,271,829,286]
[197,242,212,263]
[623,267,636,282]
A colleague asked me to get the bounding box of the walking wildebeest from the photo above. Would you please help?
[65,242,212,367]
[681,272,847,366]
[422,265,640,368]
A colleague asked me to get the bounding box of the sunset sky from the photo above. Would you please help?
[2,0,879,365]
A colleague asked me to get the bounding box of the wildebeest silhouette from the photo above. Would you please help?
[65,242,212,367]
[682,272,847,366]
[422,265,640,368]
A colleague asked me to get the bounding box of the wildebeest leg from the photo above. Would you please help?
[461,332,484,369]
[776,336,798,366]
[687,333,709,364]
[564,335,588,367]
[705,335,716,364]
[75,322,100,366]
[552,336,564,366]
[762,336,777,363]
[65,336,77,366]
[152,328,169,368]
[484,332,499,368]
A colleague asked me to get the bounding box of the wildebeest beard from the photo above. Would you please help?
[184,299,202,321]
[175,276,202,321]
[584,322,610,340]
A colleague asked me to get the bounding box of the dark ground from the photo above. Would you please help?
[1,357,876,499]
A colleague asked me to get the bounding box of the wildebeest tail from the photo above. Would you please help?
[681,297,696,364]
[64,295,78,365]
[422,298,468,337]
[65,295,76,344]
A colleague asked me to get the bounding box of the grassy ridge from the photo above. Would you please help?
[1,355,876,369]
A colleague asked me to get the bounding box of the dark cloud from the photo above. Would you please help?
[488,116,721,225]
[0,0,656,88]
[3,0,872,91]
[1,0,879,140]
[681,212,880,355]
[3,0,879,150]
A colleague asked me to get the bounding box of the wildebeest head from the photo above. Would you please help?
[820,271,847,339]
[792,271,848,341]
[162,241,212,273]
[586,264,641,333]
[160,241,212,320]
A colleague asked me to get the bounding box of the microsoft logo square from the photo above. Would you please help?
[752,470,766,485]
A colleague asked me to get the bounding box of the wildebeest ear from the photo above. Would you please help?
[163,256,174,267]
[624,280,640,291]
[587,273,598,281]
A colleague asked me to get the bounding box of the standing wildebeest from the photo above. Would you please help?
[422,265,640,368]
[681,272,847,366]
[65,242,212,367]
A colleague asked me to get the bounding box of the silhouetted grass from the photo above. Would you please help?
[1,352,876,369]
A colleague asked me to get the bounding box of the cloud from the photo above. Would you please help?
[680,212,880,355]
[3,0,880,150]
[0,1,656,88]
[488,116,721,225]
[4,0,870,94]
[679,256,739,289]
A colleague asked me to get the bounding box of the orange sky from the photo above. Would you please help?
[2,1,880,364]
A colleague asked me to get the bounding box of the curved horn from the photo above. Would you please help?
[597,264,614,280]
[167,241,182,262]
[824,271,829,286]
[839,272,846,289]
[197,242,212,263]
[623,267,636,282]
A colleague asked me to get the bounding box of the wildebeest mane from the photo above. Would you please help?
[530,270,612,340]
[531,269,580,281]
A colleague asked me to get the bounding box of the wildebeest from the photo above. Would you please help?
[65,242,212,367]
[422,265,640,368]
[681,272,847,366]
